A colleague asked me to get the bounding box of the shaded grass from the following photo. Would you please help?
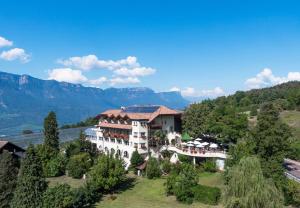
[46,175,85,188]
[96,173,223,208]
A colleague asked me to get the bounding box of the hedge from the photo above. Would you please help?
[192,184,221,205]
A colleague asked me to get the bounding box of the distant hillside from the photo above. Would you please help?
[0,71,189,135]
[213,81,300,111]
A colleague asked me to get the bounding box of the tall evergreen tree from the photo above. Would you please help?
[225,156,283,208]
[44,111,59,152]
[12,145,47,208]
[0,151,19,208]
[252,103,292,188]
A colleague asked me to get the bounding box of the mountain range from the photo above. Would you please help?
[0,71,189,135]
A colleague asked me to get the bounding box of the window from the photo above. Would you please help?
[124,141,129,146]
[99,137,103,141]
[124,151,129,158]
[111,138,115,143]
[105,138,109,142]
[117,139,122,144]
[134,143,138,148]
[134,132,138,138]
[140,132,146,138]
[133,121,138,126]
[141,143,147,149]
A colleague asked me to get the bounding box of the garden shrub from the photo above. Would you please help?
[67,152,92,179]
[202,159,217,172]
[192,184,221,205]
[146,157,162,179]
[44,154,67,177]
[161,159,172,174]
[42,184,74,208]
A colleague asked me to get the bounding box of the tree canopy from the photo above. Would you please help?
[12,145,47,208]
[224,156,284,208]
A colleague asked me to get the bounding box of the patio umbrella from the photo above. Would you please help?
[196,144,204,148]
[202,142,209,146]
[181,142,187,146]
[210,143,218,148]
[195,138,202,141]
[194,141,201,145]
[187,141,194,144]
[186,143,194,147]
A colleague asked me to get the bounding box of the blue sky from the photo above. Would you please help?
[0,0,300,98]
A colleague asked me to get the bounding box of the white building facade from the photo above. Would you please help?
[85,105,182,169]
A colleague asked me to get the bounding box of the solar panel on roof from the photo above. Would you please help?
[123,106,160,113]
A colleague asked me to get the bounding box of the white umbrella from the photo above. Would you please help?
[181,142,187,146]
[196,144,204,148]
[210,143,218,148]
[194,141,201,145]
[187,141,194,144]
[202,142,209,146]
[186,143,194,147]
[195,138,202,141]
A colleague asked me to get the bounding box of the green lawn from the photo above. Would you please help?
[46,175,85,188]
[96,173,223,208]
[280,110,300,141]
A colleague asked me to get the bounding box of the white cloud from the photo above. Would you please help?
[109,77,140,85]
[245,68,300,89]
[58,55,141,71]
[0,48,30,63]
[114,67,156,77]
[48,68,88,84]
[169,86,181,92]
[89,76,108,86]
[0,36,13,47]
[173,86,225,98]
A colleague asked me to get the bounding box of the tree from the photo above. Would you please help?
[182,102,213,138]
[154,130,167,146]
[67,152,92,179]
[44,111,59,153]
[130,150,144,168]
[0,150,19,208]
[250,105,258,117]
[12,144,47,208]
[42,184,73,208]
[172,164,198,204]
[88,154,125,192]
[252,103,292,188]
[146,157,161,179]
[224,156,283,208]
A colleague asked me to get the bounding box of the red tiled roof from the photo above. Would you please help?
[99,106,181,122]
[98,122,132,130]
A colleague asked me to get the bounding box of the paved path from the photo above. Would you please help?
[284,158,300,183]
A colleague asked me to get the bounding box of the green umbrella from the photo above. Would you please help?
[181,132,191,141]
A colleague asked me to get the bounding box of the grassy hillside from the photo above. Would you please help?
[280,111,300,140]
[96,173,223,208]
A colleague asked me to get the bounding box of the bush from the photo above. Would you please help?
[44,154,67,177]
[42,184,74,208]
[67,153,92,179]
[161,159,172,174]
[161,150,171,158]
[192,184,221,205]
[178,154,192,164]
[202,159,217,173]
[284,179,300,206]
[172,164,198,204]
[88,154,125,192]
[146,157,161,179]
[130,150,144,168]
[72,183,101,208]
